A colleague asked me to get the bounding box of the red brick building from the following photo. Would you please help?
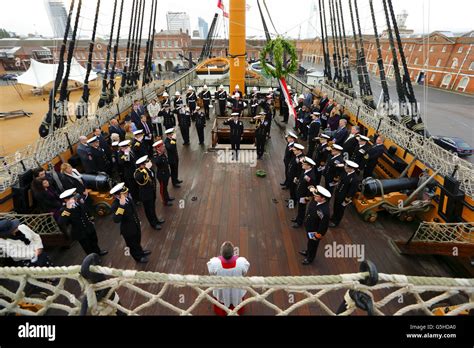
[297,30,474,94]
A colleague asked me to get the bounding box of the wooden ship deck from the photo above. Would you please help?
[45,114,470,315]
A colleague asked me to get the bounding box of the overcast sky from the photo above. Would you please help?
[0,0,472,39]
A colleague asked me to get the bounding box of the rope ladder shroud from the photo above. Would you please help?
[0,264,472,316]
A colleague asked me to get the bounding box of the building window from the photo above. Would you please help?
[451,58,458,69]
[161,40,165,47]
[174,40,178,47]
[414,57,418,65]
[457,46,463,53]
[441,74,452,87]
[429,46,434,52]
[409,45,413,51]
[424,58,429,66]
[430,74,436,82]
[168,40,172,48]
[418,46,422,52]
[469,62,474,70]
[442,46,447,53]
[436,59,442,67]
[457,76,469,91]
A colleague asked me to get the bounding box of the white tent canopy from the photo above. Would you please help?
[17,58,98,88]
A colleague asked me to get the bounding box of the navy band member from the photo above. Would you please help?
[58,188,107,257]
[287,143,305,204]
[110,183,151,263]
[313,133,331,185]
[134,155,165,230]
[194,106,206,145]
[323,143,344,195]
[215,85,227,117]
[186,86,197,115]
[153,141,174,206]
[179,107,192,145]
[299,185,331,265]
[291,157,317,228]
[160,91,171,109]
[223,113,244,160]
[254,113,267,159]
[250,87,259,117]
[164,128,183,187]
[199,85,212,119]
[229,93,246,117]
[117,140,140,202]
[330,160,361,227]
[280,131,298,189]
[350,135,371,171]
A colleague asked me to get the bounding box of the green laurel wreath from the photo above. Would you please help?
[259,37,298,78]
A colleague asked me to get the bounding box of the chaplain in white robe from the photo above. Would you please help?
[207,241,250,314]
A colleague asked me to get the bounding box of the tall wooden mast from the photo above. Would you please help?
[229,0,246,93]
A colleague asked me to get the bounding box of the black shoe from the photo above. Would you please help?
[173,184,181,188]
[329,222,337,228]
[280,182,286,186]
[137,256,149,263]
[292,223,301,228]
[168,197,175,201]
[291,218,297,222]
[165,202,173,206]
[153,224,162,230]
[302,259,311,265]
[177,179,183,183]
[157,218,165,223]
[199,142,204,145]
[142,250,152,256]
[299,250,307,256]
[281,187,288,190]
[98,250,108,256]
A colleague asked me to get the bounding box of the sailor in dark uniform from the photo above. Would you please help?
[350,135,371,170]
[232,84,243,99]
[330,160,361,227]
[287,143,305,204]
[313,133,331,185]
[364,135,385,178]
[223,113,244,160]
[186,86,198,117]
[199,85,212,119]
[307,112,321,158]
[229,93,246,117]
[262,95,273,139]
[291,157,317,228]
[58,188,107,257]
[178,107,192,145]
[152,140,174,206]
[164,128,183,187]
[323,143,345,195]
[298,185,331,265]
[279,87,289,123]
[194,106,206,145]
[131,129,148,158]
[160,91,171,109]
[110,183,151,263]
[87,136,110,174]
[254,113,267,159]
[281,131,298,189]
[250,87,259,117]
[111,141,122,181]
[133,155,165,230]
[215,84,227,117]
[161,104,176,130]
[117,140,140,203]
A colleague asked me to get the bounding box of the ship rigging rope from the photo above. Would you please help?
[318,0,332,82]
[109,0,125,102]
[334,0,348,91]
[120,0,137,95]
[337,0,353,91]
[0,262,472,316]
[98,0,118,108]
[347,0,364,98]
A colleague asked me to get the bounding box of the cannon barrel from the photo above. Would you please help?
[362,177,419,199]
[81,173,112,192]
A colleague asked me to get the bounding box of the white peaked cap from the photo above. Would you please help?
[162,92,169,97]
[304,157,316,166]
[315,185,331,198]
[175,91,181,96]
[298,94,305,99]
[332,144,343,151]
[111,141,119,146]
[219,84,224,89]
[136,155,149,165]
[235,84,240,89]
[110,182,125,195]
[345,159,359,169]
[153,140,164,147]
[320,134,331,139]
[253,86,258,91]
[118,140,131,147]
[87,136,98,144]
[203,85,208,89]
[293,143,305,150]
[60,188,76,200]
[165,128,175,134]
[133,129,144,135]
[359,135,370,141]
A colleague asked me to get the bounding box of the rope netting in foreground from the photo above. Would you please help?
[411,222,474,244]
[0,258,472,316]
[0,212,62,236]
